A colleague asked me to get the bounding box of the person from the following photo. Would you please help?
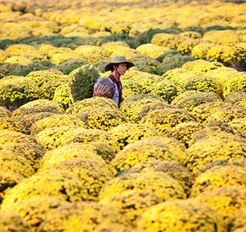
[93,56,134,107]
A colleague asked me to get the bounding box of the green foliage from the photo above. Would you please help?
[69,64,100,101]
[57,58,87,75]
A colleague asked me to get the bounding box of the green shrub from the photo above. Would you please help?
[57,58,87,75]
[69,64,100,101]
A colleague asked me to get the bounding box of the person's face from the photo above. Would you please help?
[116,63,127,75]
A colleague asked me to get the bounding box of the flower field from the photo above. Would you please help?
[0,0,245,231]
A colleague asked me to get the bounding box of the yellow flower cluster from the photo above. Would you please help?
[169,122,205,148]
[99,171,186,202]
[185,138,246,173]
[229,207,246,232]
[193,187,246,224]
[137,199,226,232]
[35,125,111,151]
[171,90,222,111]
[107,123,161,152]
[142,108,197,133]
[100,190,162,225]
[111,139,179,175]
[0,130,45,170]
[0,209,31,231]
[30,114,85,135]
[125,160,192,196]
[192,102,246,124]
[120,94,167,122]
[191,165,246,197]
[2,169,96,205]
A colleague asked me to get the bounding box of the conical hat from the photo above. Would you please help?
[105,56,134,71]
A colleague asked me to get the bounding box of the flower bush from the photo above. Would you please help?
[0,171,24,203]
[57,58,88,75]
[0,130,45,169]
[0,209,31,231]
[137,199,226,232]
[69,64,100,102]
[191,165,246,197]
[46,158,114,201]
[100,190,162,225]
[1,196,71,231]
[125,160,192,196]
[193,187,246,224]
[35,125,111,151]
[151,33,180,49]
[30,114,85,135]
[150,79,185,103]
[0,75,35,107]
[107,123,161,152]
[2,169,96,205]
[26,69,68,100]
[77,107,124,131]
[182,59,224,73]
[110,139,179,175]
[39,143,108,171]
[13,112,56,134]
[185,138,246,173]
[12,99,64,116]
[74,45,110,63]
[128,54,160,74]
[229,207,246,232]
[142,108,197,133]
[53,83,74,109]
[120,97,171,122]
[169,122,205,147]
[171,90,222,111]
[99,171,186,202]
[192,102,246,124]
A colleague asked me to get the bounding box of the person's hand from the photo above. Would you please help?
[93,84,110,97]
